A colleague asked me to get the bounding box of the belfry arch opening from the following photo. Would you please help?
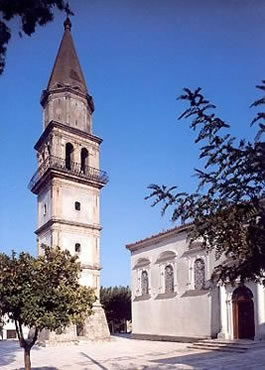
[65,143,74,170]
[81,148,89,173]
[232,286,255,339]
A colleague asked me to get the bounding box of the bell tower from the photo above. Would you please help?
[29,18,109,340]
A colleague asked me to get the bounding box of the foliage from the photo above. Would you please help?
[146,82,265,285]
[0,0,72,75]
[0,245,95,370]
[100,286,131,329]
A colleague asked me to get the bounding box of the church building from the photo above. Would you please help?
[27,18,110,342]
[126,224,265,341]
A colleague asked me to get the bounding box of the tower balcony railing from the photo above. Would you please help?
[29,155,108,191]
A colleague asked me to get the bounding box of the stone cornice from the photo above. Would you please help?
[35,218,102,235]
[81,263,102,271]
[34,120,102,151]
[155,292,177,300]
[133,294,151,302]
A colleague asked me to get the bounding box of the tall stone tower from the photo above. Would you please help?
[29,18,110,341]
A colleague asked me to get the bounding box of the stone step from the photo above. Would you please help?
[188,339,265,353]
[188,344,246,353]
[197,339,257,346]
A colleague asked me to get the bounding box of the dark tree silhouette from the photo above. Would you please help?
[146,82,265,285]
[100,286,131,332]
[0,0,72,75]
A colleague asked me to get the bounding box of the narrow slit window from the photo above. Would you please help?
[165,265,174,293]
[75,201,81,211]
[141,270,149,296]
[75,243,81,253]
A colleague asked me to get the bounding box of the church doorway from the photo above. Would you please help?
[232,286,255,339]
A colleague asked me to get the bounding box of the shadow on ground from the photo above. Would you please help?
[0,340,56,370]
[0,340,21,367]
[17,368,58,370]
[81,352,108,370]
[150,350,239,369]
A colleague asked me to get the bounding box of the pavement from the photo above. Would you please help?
[1,335,265,369]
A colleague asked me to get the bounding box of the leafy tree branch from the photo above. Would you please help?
[146,83,265,285]
[0,0,73,74]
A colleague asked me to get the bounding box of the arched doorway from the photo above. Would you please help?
[232,286,255,339]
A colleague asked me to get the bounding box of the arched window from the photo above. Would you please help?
[65,143,74,170]
[81,148,88,174]
[165,265,174,293]
[141,270,149,296]
[194,258,205,290]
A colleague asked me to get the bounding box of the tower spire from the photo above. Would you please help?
[40,17,94,131]
[41,17,93,111]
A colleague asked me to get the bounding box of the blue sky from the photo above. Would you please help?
[0,0,264,286]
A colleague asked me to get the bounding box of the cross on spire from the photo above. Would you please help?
[64,16,72,31]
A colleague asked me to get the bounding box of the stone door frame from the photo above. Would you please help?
[232,286,255,339]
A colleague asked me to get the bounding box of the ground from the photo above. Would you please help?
[1,335,265,369]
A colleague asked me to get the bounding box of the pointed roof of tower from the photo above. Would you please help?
[47,17,88,94]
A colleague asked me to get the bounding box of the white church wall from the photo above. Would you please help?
[130,230,219,339]
[132,294,213,338]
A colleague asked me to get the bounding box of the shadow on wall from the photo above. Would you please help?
[210,285,220,338]
[258,323,265,340]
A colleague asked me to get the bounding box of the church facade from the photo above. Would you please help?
[27,18,109,342]
[126,224,265,341]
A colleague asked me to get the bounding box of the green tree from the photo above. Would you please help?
[0,245,96,370]
[147,82,265,285]
[0,0,72,75]
[100,286,131,332]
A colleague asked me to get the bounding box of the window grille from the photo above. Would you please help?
[194,258,205,289]
[165,264,174,293]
